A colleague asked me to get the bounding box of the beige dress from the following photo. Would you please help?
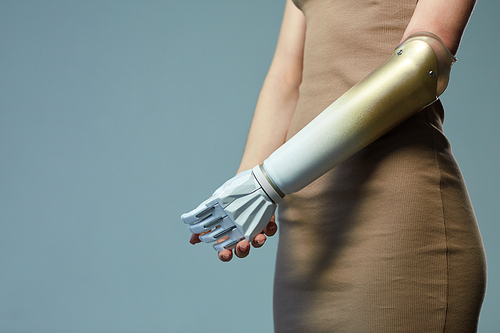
[273,1,486,332]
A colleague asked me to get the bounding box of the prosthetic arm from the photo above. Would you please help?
[181,32,456,252]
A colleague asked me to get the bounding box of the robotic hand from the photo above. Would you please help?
[182,32,455,253]
[181,166,283,252]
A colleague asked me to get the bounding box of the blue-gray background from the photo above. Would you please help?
[0,1,498,332]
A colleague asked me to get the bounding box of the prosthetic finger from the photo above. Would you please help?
[215,237,243,253]
[198,219,242,243]
[188,212,228,234]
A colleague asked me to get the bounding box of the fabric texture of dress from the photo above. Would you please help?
[273,1,486,332]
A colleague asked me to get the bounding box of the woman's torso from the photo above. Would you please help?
[274,1,486,332]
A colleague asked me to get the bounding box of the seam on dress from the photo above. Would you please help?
[426,104,450,333]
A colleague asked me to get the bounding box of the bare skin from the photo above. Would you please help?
[402,0,476,55]
[190,0,476,261]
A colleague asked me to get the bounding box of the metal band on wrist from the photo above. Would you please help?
[252,164,285,204]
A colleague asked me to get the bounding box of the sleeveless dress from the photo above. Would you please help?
[273,1,486,332]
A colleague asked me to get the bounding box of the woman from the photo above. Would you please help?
[190,0,486,331]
